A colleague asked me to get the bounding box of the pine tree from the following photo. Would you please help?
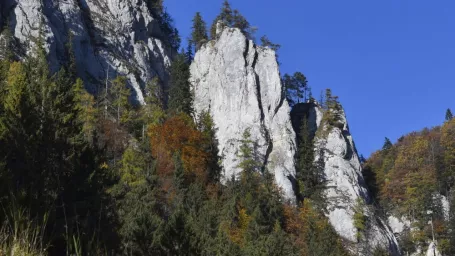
[220,1,234,26]
[446,108,453,122]
[284,72,308,107]
[237,128,260,174]
[197,111,221,183]
[73,78,98,143]
[0,24,17,61]
[210,1,254,39]
[260,35,281,52]
[141,77,166,128]
[185,41,193,64]
[168,52,193,115]
[111,76,132,125]
[296,116,314,202]
[383,137,393,151]
[190,12,208,51]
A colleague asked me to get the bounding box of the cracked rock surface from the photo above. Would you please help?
[312,105,400,255]
[3,0,173,103]
[190,27,297,201]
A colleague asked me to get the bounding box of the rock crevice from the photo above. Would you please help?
[2,0,174,102]
[291,103,400,255]
[190,27,297,200]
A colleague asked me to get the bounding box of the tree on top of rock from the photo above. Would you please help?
[190,12,208,51]
[210,1,255,39]
[283,72,310,107]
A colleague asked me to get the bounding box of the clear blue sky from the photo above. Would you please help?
[165,0,455,157]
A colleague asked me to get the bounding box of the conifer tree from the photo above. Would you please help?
[296,116,314,202]
[383,137,393,151]
[73,78,98,143]
[141,77,166,127]
[185,41,193,64]
[190,12,208,51]
[284,72,309,107]
[168,52,193,115]
[220,1,234,26]
[237,128,261,174]
[446,108,453,122]
[0,24,16,61]
[260,35,281,52]
[210,1,254,39]
[295,116,326,204]
[111,76,132,125]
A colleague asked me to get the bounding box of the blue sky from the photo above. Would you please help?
[165,0,455,157]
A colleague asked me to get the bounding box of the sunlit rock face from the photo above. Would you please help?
[2,0,173,102]
[292,102,400,255]
[190,26,297,201]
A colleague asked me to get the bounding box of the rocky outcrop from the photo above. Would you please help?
[292,102,400,255]
[2,0,173,102]
[190,26,297,200]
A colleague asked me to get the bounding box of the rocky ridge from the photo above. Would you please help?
[190,26,297,200]
[1,0,174,103]
[308,103,400,255]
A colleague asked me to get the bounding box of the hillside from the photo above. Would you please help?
[0,1,453,256]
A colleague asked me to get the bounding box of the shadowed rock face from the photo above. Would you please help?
[292,103,400,255]
[190,27,297,201]
[2,0,174,103]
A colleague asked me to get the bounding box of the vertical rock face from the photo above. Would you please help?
[2,0,173,103]
[293,103,400,255]
[190,27,297,200]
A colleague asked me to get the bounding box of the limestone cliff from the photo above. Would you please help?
[292,102,400,255]
[190,26,297,200]
[1,0,173,103]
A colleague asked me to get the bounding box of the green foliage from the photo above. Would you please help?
[295,116,325,206]
[353,198,367,241]
[168,52,193,115]
[158,10,181,50]
[383,137,393,151]
[0,31,355,256]
[210,1,256,39]
[0,24,18,61]
[446,108,453,122]
[145,0,163,15]
[197,111,222,183]
[111,76,132,125]
[0,37,116,255]
[191,12,208,51]
[365,116,455,254]
[0,203,49,256]
[260,35,281,52]
[237,128,261,174]
[283,72,310,107]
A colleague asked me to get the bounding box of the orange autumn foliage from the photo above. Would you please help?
[283,200,346,256]
[148,114,209,182]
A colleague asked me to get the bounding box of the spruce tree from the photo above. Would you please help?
[210,1,254,39]
[237,128,260,174]
[190,12,208,51]
[220,1,234,26]
[111,76,132,125]
[382,137,393,151]
[446,108,453,121]
[260,35,281,52]
[168,52,193,115]
[0,24,16,61]
[296,116,316,202]
[185,41,193,64]
[284,72,308,107]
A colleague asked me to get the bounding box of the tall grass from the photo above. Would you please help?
[0,203,49,256]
